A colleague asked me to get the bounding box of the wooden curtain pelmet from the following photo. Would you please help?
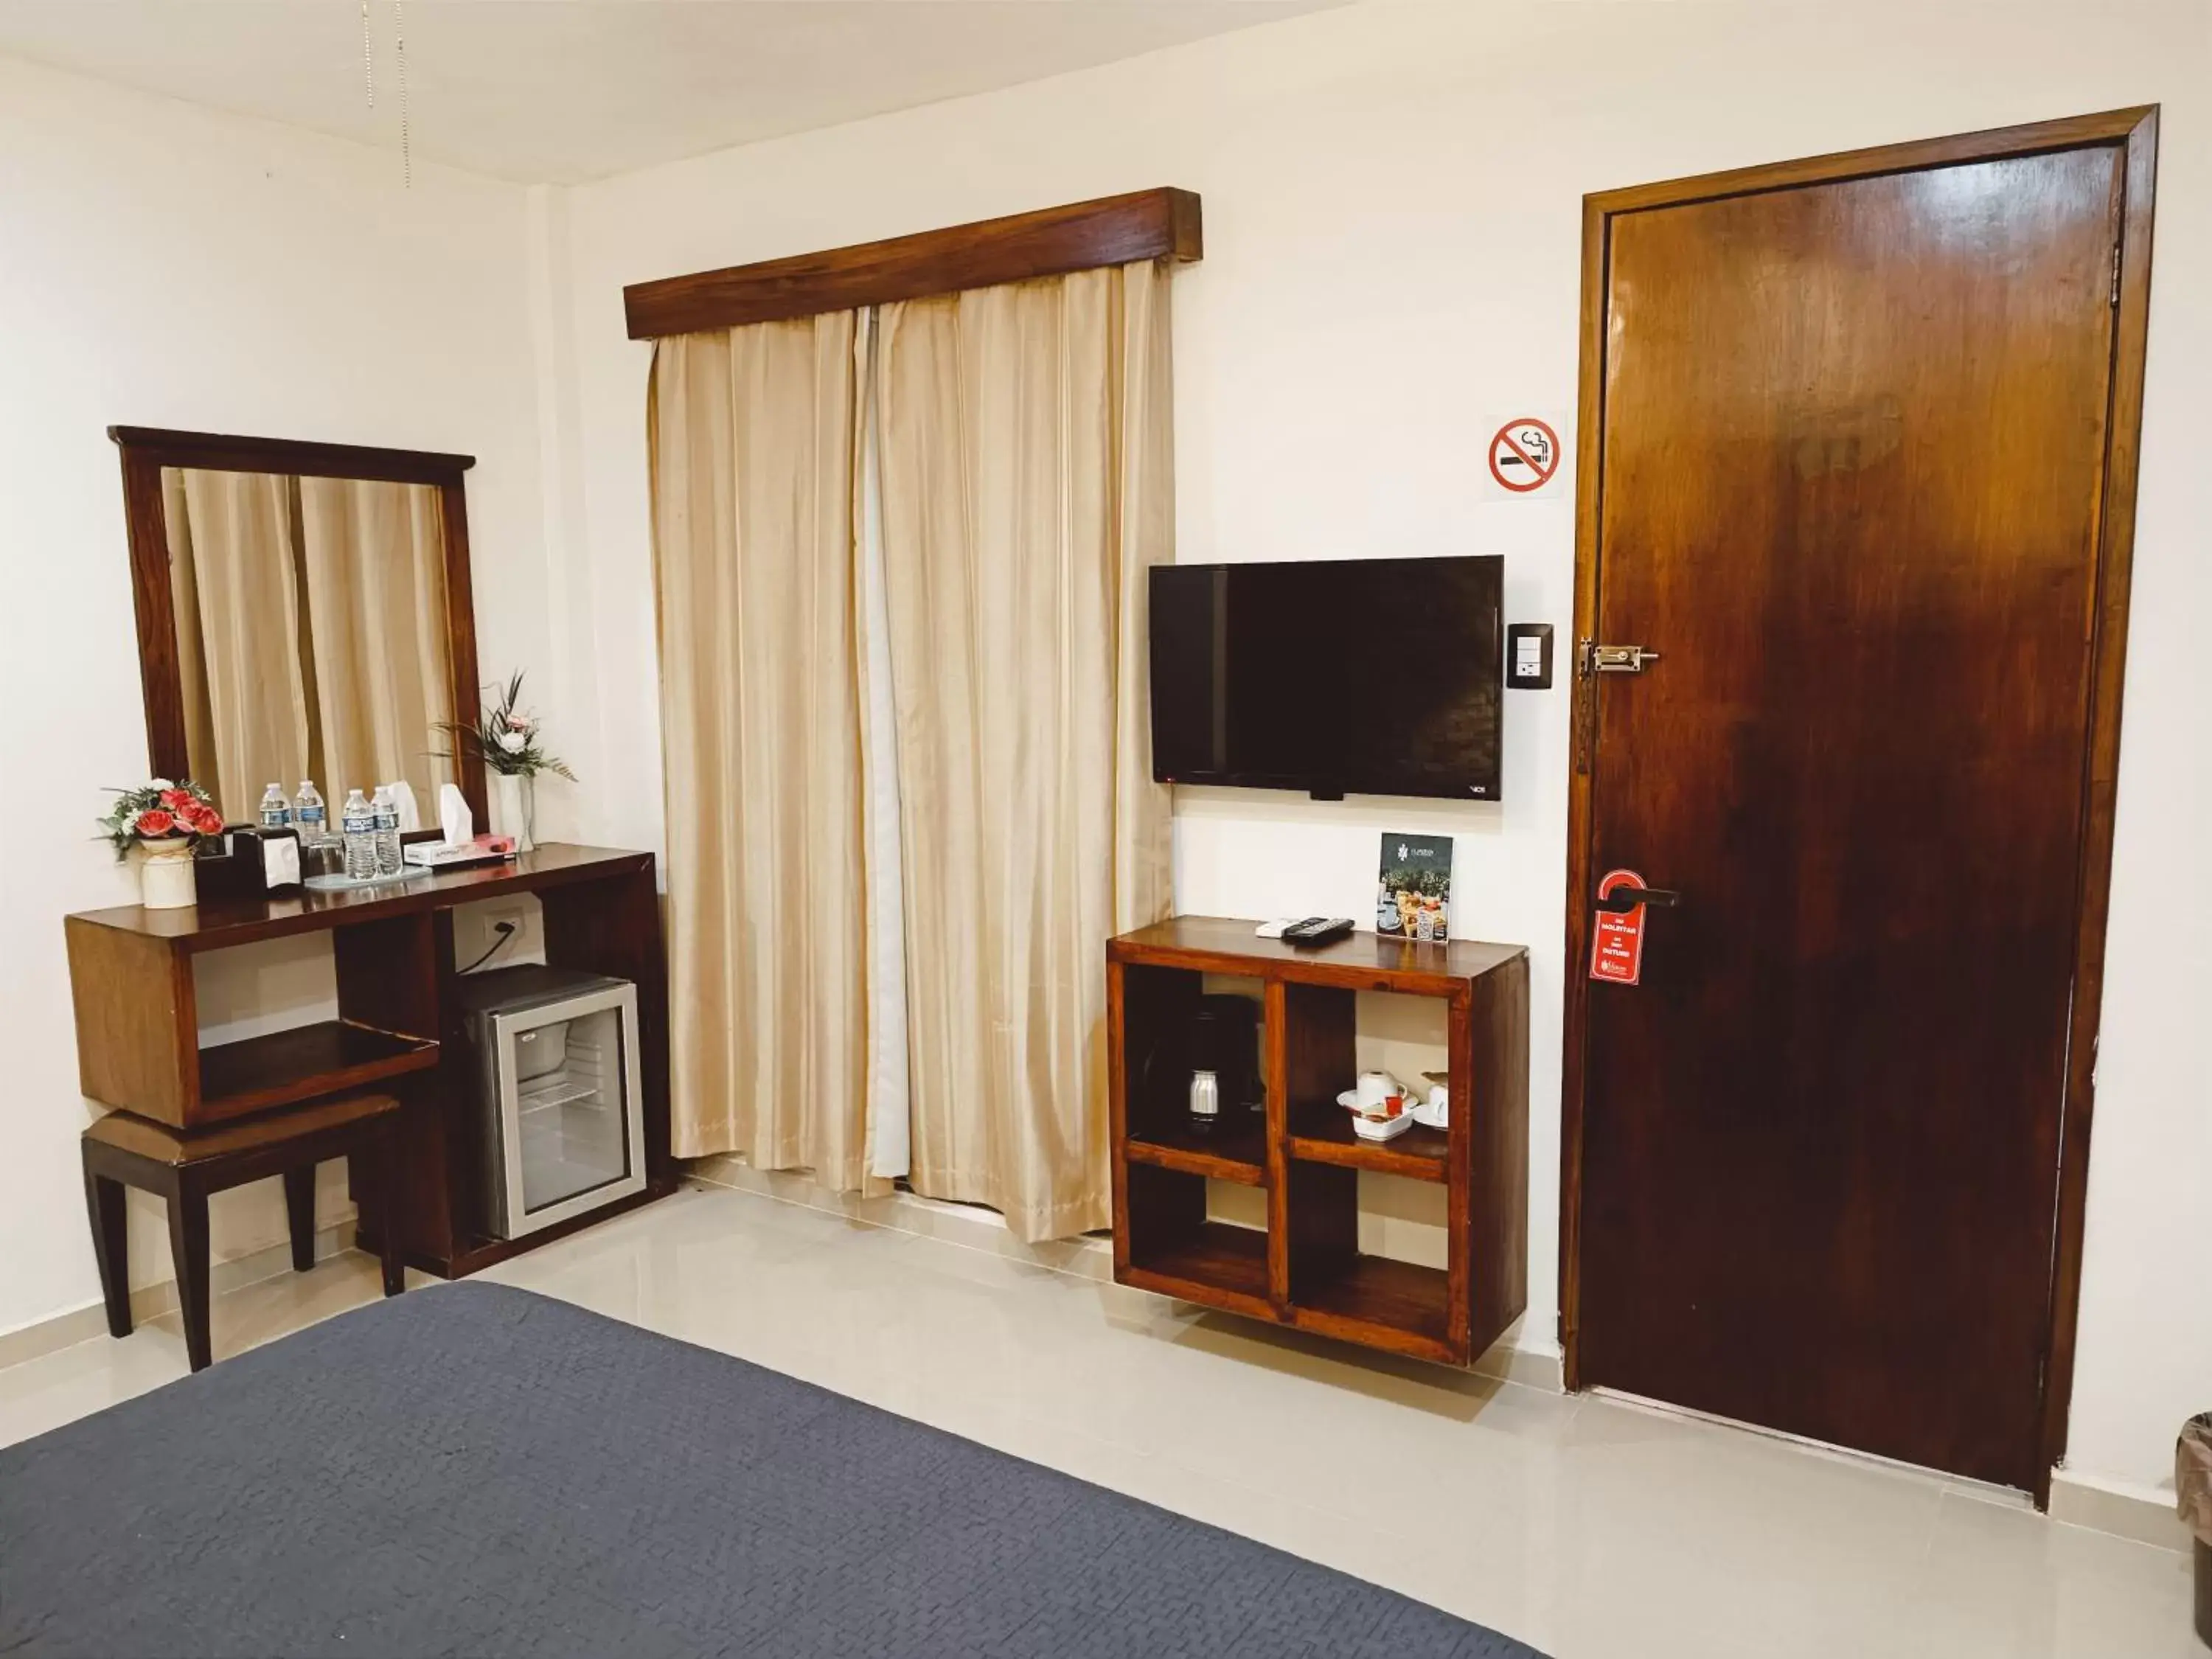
[622,187,1202,339]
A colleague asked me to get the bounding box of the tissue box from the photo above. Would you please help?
[402,833,517,870]
[195,827,303,900]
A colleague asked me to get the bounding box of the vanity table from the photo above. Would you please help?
[80,423,672,1283]
[66,845,673,1278]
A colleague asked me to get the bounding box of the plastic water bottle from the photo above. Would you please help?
[341,789,377,881]
[372,786,402,877]
[259,784,291,829]
[293,780,326,843]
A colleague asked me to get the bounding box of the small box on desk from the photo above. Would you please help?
[403,834,517,871]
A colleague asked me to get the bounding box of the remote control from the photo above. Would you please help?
[1280,916,1354,947]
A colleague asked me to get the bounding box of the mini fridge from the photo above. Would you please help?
[453,964,646,1239]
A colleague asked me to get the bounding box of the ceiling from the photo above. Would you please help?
[0,1,1339,185]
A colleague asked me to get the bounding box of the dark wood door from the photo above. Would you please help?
[1571,137,2134,1489]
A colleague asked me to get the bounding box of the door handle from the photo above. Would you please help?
[1593,885,1680,913]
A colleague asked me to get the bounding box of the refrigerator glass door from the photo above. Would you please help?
[493,985,644,1233]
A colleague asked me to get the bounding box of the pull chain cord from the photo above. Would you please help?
[360,0,373,107]
[393,0,411,189]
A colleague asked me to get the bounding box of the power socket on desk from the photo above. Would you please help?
[453,897,545,973]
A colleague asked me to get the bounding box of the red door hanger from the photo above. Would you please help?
[1589,869,1649,985]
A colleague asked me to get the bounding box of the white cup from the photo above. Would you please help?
[1414,1084,1450,1128]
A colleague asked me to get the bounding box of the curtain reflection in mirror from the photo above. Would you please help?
[161,467,453,822]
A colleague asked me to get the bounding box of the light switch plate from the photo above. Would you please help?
[1507,623,1554,689]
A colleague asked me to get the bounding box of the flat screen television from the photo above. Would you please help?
[1149,554,1503,801]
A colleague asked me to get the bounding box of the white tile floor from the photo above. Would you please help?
[1,1180,2198,1658]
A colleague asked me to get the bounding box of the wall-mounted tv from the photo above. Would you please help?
[1149,554,1503,801]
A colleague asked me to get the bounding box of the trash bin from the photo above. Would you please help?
[2181,1413,2212,1649]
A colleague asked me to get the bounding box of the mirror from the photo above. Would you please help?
[112,428,484,829]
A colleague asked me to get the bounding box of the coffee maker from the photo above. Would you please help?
[1190,994,1262,1116]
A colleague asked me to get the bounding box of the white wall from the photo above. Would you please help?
[0,55,545,1333]
[538,1,2211,1496]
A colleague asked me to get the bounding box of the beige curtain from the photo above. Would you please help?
[875,260,1176,1239]
[647,314,876,1188]
[164,469,453,820]
[163,467,313,821]
[296,476,453,808]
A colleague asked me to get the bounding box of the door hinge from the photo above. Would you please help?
[2111,244,2122,306]
[1573,639,1597,775]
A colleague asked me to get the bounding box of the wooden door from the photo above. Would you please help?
[1563,112,2157,1494]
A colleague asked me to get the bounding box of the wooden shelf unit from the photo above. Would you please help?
[64,844,674,1280]
[1108,916,1528,1366]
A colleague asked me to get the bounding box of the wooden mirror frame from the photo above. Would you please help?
[108,425,486,827]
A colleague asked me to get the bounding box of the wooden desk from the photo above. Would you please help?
[65,844,672,1279]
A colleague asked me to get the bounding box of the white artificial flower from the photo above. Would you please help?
[495,729,528,754]
[150,778,174,790]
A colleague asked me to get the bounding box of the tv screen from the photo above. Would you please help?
[1149,555,1503,801]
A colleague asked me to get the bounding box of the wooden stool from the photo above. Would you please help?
[81,1093,406,1372]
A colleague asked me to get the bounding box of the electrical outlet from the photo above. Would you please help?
[456,898,543,972]
[481,902,528,939]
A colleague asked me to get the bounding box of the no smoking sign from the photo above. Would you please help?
[1487,417,1562,495]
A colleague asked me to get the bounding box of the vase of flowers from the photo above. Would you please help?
[99,779,225,909]
[437,671,574,855]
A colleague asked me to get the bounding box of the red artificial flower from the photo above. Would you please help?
[187,807,224,835]
[135,808,175,837]
[159,789,194,812]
